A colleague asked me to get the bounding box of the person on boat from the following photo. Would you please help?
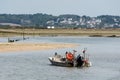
[54,52,57,56]
[76,54,84,67]
[54,52,61,58]
[66,52,74,61]
[65,51,74,66]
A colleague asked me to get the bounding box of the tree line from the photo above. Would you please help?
[0,13,120,29]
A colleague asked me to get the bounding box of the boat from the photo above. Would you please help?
[48,50,92,67]
[48,54,74,67]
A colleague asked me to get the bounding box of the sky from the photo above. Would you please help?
[0,0,120,17]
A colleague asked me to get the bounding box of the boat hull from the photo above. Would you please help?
[48,57,74,67]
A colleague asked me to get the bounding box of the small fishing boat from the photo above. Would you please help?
[48,54,74,67]
[48,50,92,67]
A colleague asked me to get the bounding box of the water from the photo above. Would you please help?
[0,36,120,80]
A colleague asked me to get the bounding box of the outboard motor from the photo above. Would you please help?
[76,54,84,67]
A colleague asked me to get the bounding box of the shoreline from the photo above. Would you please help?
[0,29,120,37]
[0,43,78,53]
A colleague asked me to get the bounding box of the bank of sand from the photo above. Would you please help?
[0,43,78,53]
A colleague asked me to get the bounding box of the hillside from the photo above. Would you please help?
[0,13,120,29]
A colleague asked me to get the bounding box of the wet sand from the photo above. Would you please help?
[0,43,78,52]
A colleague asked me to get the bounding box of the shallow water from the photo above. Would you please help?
[0,36,120,80]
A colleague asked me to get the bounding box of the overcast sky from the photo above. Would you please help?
[0,0,120,16]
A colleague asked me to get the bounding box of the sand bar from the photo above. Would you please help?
[0,43,78,52]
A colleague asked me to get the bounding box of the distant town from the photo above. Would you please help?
[0,13,120,29]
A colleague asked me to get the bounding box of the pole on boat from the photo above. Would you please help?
[83,48,87,59]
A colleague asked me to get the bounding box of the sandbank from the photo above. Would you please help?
[0,43,78,53]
